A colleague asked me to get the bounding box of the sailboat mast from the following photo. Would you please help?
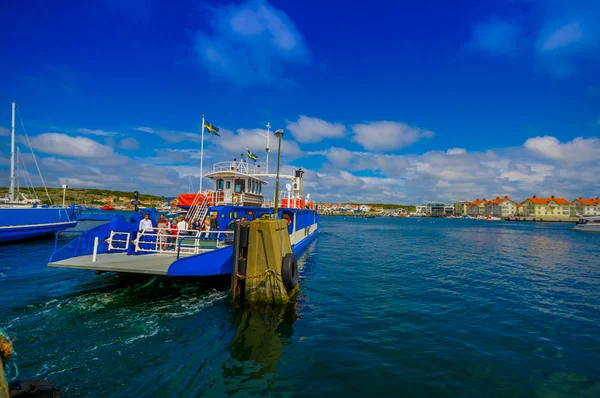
[9,102,16,202]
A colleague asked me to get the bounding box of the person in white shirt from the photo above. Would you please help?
[176,217,188,233]
[138,213,154,232]
[138,213,154,250]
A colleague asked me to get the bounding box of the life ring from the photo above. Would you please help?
[281,253,298,290]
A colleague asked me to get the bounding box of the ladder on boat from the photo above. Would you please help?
[185,191,210,224]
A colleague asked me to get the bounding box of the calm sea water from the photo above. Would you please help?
[1,218,599,397]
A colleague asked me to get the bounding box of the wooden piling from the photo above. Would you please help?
[232,219,299,304]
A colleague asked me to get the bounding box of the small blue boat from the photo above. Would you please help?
[0,205,78,243]
[0,102,78,243]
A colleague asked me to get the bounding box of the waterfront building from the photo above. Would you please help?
[466,198,488,217]
[359,205,372,212]
[444,205,454,216]
[484,196,518,218]
[516,203,524,215]
[454,201,470,216]
[570,197,600,217]
[415,205,431,215]
[429,202,446,217]
[520,195,571,218]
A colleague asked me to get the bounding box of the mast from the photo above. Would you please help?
[259,122,271,174]
[16,147,20,197]
[199,114,205,192]
[9,102,16,202]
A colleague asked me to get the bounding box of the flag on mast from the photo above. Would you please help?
[247,148,258,161]
[204,120,220,136]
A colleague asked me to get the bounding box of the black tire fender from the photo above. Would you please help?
[281,253,298,290]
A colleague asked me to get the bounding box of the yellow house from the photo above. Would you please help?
[454,201,470,215]
[521,195,571,218]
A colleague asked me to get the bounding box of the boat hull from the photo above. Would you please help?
[48,208,318,277]
[166,226,318,277]
[0,206,78,243]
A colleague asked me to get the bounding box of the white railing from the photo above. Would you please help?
[211,161,264,176]
[107,231,130,251]
[132,228,234,256]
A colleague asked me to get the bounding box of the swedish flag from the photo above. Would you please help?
[247,148,258,162]
[204,120,220,136]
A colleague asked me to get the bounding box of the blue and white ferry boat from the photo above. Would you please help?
[48,157,318,277]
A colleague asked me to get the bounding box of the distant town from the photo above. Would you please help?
[2,187,598,221]
[318,195,600,221]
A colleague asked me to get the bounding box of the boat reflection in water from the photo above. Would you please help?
[224,303,298,386]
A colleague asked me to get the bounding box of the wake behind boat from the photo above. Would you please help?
[0,102,77,243]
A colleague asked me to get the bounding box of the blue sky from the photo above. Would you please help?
[0,0,599,204]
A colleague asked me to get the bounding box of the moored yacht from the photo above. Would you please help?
[0,102,77,243]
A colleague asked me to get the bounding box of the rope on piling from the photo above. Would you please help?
[0,328,18,382]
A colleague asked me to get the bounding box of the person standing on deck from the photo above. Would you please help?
[138,213,153,232]
[177,217,188,233]
[210,214,219,239]
[156,214,170,250]
[138,213,154,250]
[203,215,211,238]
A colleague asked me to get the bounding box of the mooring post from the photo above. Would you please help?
[231,219,299,304]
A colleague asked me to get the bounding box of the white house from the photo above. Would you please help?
[359,205,372,212]
[570,198,600,217]
[415,205,430,215]
[484,196,518,218]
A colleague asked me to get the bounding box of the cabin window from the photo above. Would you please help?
[258,183,262,194]
[252,180,256,193]
[235,179,244,193]
[225,181,231,190]
[217,179,224,190]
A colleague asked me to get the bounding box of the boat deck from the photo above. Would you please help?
[49,253,175,275]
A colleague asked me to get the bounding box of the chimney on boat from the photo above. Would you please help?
[294,168,305,198]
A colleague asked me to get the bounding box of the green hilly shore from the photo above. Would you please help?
[0,187,164,206]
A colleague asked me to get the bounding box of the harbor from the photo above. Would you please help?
[2,0,600,396]
[2,217,600,396]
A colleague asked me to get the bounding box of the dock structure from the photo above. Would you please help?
[49,253,174,275]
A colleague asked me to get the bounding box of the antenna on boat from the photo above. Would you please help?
[259,122,271,174]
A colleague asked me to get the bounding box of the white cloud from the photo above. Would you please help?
[0,126,9,137]
[286,115,346,143]
[29,133,116,158]
[134,126,201,143]
[309,133,600,204]
[214,127,303,161]
[539,22,585,52]
[75,128,120,137]
[534,2,600,76]
[118,137,140,150]
[447,148,466,155]
[524,135,600,162]
[351,121,434,151]
[195,0,308,86]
